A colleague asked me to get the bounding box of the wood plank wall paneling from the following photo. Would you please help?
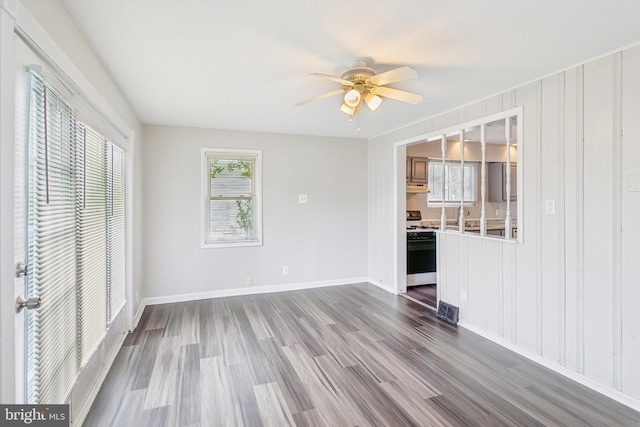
[504,242,517,343]
[466,238,485,327]
[563,65,581,374]
[541,73,562,364]
[514,81,539,354]
[369,44,640,405]
[612,51,623,392]
[621,45,640,400]
[484,239,502,336]
[583,55,616,388]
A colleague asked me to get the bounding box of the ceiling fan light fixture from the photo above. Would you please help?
[344,88,361,108]
[364,92,382,111]
[340,102,357,116]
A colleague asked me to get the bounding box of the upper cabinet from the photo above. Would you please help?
[407,156,428,183]
[488,162,517,202]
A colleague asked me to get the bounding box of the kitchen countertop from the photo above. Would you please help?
[422,218,517,231]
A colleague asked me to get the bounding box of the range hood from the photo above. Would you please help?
[406,183,429,193]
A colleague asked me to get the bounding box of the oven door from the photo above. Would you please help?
[407,237,436,274]
[407,232,437,286]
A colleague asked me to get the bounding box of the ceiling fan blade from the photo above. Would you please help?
[369,66,418,86]
[374,86,423,104]
[310,73,355,86]
[295,88,345,106]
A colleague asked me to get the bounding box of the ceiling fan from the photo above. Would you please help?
[296,60,423,122]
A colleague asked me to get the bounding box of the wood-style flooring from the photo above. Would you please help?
[84,283,640,426]
[405,284,437,308]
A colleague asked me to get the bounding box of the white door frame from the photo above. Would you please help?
[0,0,19,404]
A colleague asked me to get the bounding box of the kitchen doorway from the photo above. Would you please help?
[404,210,437,309]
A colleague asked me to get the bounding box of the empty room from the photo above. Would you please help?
[1,1,640,426]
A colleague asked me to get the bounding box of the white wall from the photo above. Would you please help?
[369,46,640,407]
[142,125,368,300]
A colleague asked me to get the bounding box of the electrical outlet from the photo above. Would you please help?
[460,289,468,302]
[298,194,308,204]
[246,276,253,285]
[282,265,289,275]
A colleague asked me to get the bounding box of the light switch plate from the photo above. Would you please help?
[545,199,556,215]
[298,194,308,204]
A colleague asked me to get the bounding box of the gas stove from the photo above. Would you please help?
[406,210,436,241]
[406,210,437,232]
[406,211,423,231]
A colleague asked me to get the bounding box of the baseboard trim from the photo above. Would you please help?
[458,321,640,412]
[367,279,396,294]
[142,277,370,307]
[71,327,128,427]
[131,302,145,330]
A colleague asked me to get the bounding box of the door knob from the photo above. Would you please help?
[16,296,42,313]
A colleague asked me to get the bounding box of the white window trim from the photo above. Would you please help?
[201,148,263,248]
[427,160,479,207]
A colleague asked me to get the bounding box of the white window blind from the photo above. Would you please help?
[26,74,78,405]
[203,149,262,247]
[76,124,107,366]
[107,144,126,320]
[26,71,127,404]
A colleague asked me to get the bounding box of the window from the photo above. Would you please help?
[26,71,126,404]
[428,160,478,206]
[202,148,262,247]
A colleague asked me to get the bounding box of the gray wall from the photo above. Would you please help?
[142,125,368,300]
[369,46,640,405]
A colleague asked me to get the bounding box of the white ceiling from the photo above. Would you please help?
[60,0,640,139]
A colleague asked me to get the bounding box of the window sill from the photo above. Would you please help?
[427,202,477,208]
[435,228,519,244]
[202,240,262,249]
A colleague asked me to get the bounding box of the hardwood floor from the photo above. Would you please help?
[84,283,640,426]
[405,284,437,308]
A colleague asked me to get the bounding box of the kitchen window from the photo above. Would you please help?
[428,160,478,206]
[405,107,521,241]
[201,148,262,247]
